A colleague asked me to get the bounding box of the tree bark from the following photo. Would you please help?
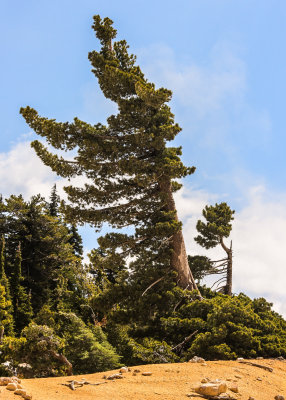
[160,180,202,297]
[220,238,232,295]
[51,351,73,375]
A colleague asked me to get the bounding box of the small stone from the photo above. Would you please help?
[142,372,152,376]
[0,377,11,386]
[134,369,141,373]
[23,394,33,400]
[248,397,256,400]
[6,383,17,391]
[201,378,209,383]
[256,357,263,360]
[229,383,239,393]
[226,378,232,381]
[14,389,27,396]
[195,382,227,397]
[132,372,137,376]
[237,357,244,361]
[119,367,128,373]
[274,396,285,400]
[277,356,285,361]
[189,356,206,363]
[17,384,24,389]
[106,373,123,380]
[235,375,242,379]
[256,377,262,381]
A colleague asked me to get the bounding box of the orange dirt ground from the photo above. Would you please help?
[0,359,285,400]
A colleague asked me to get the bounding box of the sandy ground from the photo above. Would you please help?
[0,359,285,400]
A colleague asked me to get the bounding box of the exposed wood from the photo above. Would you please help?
[159,180,202,299]
[61,380,108,391]
[238,360,273,372]
[142,277,164,296]
[51,351,73,375]
[171,330,198,354]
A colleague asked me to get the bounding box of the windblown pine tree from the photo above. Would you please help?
[195,202,235,295]
[20,16,199,294]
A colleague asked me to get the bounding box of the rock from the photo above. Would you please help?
[274,396,285,400]
[248,397,256,400]
[142,372,152,376]
[256,377,262,381]
[119,367,128,373]
[134,369,141,373]
[189,356,206,363]
[0,376,20,386]
[0,377,11,386]
[6,383,17,391]
[106,373,123,380]
[195,382,227,397]
[234,375,242,379]
[256,357,263,360]
[201,378,209,383]
[229,383,239,393]
[17,384,24,389]
[277,356,285,361]
[14,389,27,396]
[24,395,32,400]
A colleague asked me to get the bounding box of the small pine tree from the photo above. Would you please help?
[0,236,13,335]
[49,184,60,217]
[0,236,12,303]
[0,284,14,339]
[12,243,33,333]
[68,224,83,257]
[195,202,235,295]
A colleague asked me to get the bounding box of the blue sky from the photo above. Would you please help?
[1,1,286,315]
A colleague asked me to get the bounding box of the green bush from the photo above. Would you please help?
[54,312,121,374]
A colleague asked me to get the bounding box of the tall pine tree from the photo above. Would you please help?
[20,15,200,296]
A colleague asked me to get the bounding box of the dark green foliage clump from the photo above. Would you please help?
[101,291,286,364]
[160,293,286,360]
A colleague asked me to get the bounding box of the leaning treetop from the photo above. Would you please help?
[20,16,199,292]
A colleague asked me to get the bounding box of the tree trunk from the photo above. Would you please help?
[52,351,73,375]
[160,180,202,297]
[220,238,232,296]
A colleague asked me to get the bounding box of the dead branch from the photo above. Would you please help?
[61,380,108,390]
[171,330,198,354]
[238,360,273,372]
[142,277,164,296]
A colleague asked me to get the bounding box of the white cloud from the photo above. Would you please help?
[175,184,286,317]
[0,139,87,201]
[0,140,57,199]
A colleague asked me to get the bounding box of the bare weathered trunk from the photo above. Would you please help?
[160,180,201,297]
[220,238,232,296]
[52,351,73,375]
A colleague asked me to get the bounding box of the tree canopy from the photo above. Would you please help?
[20,15,199,294]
